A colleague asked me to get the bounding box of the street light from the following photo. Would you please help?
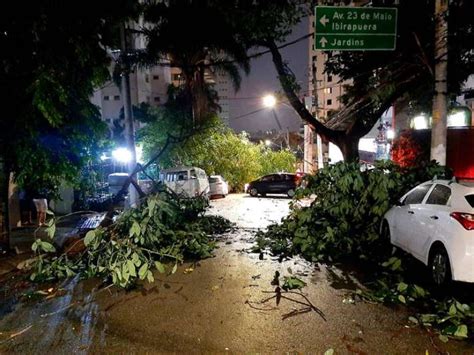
[262,94,277,108]
[112,148,132,163]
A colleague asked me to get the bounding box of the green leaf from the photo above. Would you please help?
[398,295,406,304]
[171,263,178,274]
[413,285,426,298]
[45,224,56,239]
[146,270,154,283]
[397,282,408,293]
[139,263,148,280]
[148,199,157,217]
[132,252,141,266]
[408,316,418,324]
[127,260,136,277]
[454,325,468,338]
[324,349,334,355]
[84,230,96,246]
[449,304,457,316]
[391,258,402,271]
[31,240,39,252]
[282,276,306,291]
[155,261,166,274]
[130,221,141,237]
[41,241,56,253]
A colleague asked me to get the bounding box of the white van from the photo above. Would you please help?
[159,166,210,199]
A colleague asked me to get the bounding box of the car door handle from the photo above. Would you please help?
[408,210,414,214]
[430,215,439,220]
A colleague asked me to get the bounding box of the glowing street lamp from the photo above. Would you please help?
[265,139,272,146]
[262,94,277,108]
[112,148,132,163]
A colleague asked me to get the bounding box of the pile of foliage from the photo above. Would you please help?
[355,256,474,341]
[30,192,233,288]
[255,160,447,262]
[255,161,474,340]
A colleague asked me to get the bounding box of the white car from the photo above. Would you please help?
[208,175,229,198]
[381,179,474,285]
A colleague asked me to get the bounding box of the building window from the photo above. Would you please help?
[104,95,110,101]
[327,75,333,82]
[324,87,332,94]
[154,96,160,102]
[173,74,181,81]
[145,74,149,83]
[113,95,120,101]
[153,75,159,80]
[327,99,332,106]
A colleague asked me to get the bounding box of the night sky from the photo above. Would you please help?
[228,18,309,135]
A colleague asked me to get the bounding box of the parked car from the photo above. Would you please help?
[107,173,129,196]
[246,173,301,198]
[159,166,210,199]
[208,175,228,199]
[381,179,474,285]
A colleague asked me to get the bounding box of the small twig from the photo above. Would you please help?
[40,301,80,318]
[282,307,312,320]
[0,324,34,344]
[245,300,278,311]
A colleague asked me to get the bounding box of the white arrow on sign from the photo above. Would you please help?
[319,15,329,27]
[319,37,328,48]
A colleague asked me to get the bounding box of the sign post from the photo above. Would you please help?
[314,6,397,51]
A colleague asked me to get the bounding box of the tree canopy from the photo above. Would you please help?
[267,0,474,160]
[0,1,139,194]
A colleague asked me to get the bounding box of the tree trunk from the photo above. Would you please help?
[192,67,208,124]
[337,137,360,162]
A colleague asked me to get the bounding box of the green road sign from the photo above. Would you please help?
[314,6,397,50]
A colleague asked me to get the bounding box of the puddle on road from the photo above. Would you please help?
[0,275,109,353]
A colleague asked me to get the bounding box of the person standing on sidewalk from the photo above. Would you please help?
[32,188,49,226]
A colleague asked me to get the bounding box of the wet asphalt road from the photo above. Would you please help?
[0,194,473,353]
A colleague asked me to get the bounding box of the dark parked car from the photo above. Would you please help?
[246,173,301,198]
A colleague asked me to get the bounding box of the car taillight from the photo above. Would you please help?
[450,212,474,230]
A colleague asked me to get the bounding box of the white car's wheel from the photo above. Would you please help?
[429,245,452,286]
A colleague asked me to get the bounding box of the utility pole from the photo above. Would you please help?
[303,124,314,173]
[120,24,139,207]
[303,96,314,173]
[430,0,448,164]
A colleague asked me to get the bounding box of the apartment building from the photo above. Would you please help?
[91,21,172,138]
